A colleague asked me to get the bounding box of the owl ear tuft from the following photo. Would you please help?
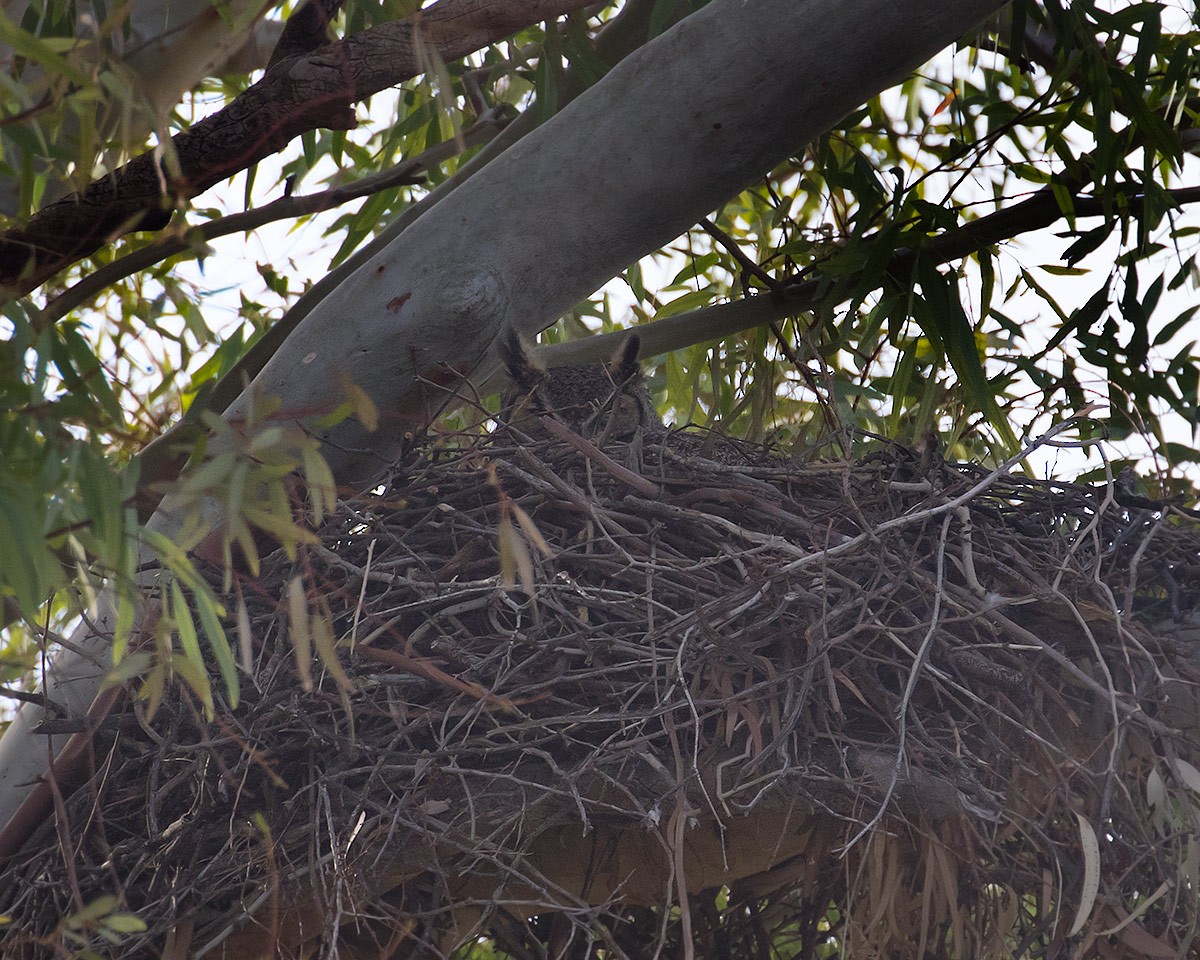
[607,333,641,386]
[499,326,547,394]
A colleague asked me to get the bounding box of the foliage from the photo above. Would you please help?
[0,0,1197,743]
[647,0,1200,473]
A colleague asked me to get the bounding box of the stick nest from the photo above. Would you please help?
[4,426,1200,960]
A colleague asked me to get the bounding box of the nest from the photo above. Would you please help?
[3,425,1200,960]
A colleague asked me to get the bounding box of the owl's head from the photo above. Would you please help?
[499,328,657,439]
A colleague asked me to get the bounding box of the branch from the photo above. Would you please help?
[138,169,1192,546]
[38,110,510,329]
[916,182,1200,266]
[206,0,682,413]
[536,181,1200,371]
[267,0,344,68]
[0,0,597,296]
[42,175,1200,546]
[0,174,1183,639]
[117,0,682,524]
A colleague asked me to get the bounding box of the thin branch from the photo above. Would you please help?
[699,216,783,294]
[39,110,510,327]
[0,686,65,713]
[538,181,1200,371]
[0,0,597,296]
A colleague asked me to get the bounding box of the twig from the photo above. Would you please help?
[39,112,508,326]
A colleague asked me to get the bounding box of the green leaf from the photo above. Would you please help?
[171,650,213,716]
[77,448,124,560]
[534,46,559,121]
[104,652,153,687]
[311,600,352,691]
[328,190,391,268]
[170,582,207,673]
[653,288,715,321]
[1153,306,1199,348]
[562,15,610,86]
[1039,264,1089,277]
[1044,285,1109,354]
[915,256,1016,448]
[104,914,147,934]
[287,575,313,690]
[60,325,123,424]
[1062,225,1112,265]
[66,895,119,927]
[0,485,59,615]
[301,444,337,525]
[195,587,239,708]
[0,9,92,85]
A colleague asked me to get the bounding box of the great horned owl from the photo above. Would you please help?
[498,328,659,440]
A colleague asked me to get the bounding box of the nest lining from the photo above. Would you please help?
[3,426,1200,960]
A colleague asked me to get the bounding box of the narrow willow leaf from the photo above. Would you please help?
[196,589,239,708]
[312,600,352,692]
[288,576,313,691]
[170,581,213,715]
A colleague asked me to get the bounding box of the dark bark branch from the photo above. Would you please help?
[0,0,596,296]
[916,182,1200,267]
[267,0,344,68]
[38,110,509,328]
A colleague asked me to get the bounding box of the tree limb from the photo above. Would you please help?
[119,0,682,525]
[0,173,1181,643]
[37,110,511,329]
[0,0,598,296]
[535,181,1200,372]
[267,0,344,68]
